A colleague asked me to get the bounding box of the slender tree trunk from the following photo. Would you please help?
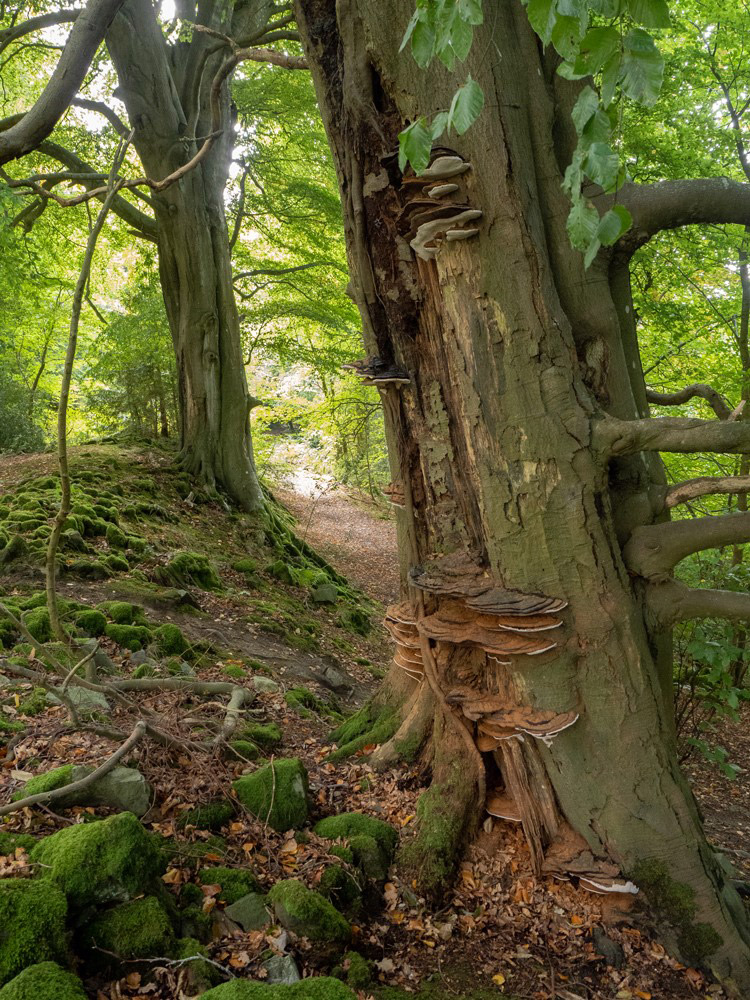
[296,0,750,989]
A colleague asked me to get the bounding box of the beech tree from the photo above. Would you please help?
[0,0,306,511]
[294,0,750,990]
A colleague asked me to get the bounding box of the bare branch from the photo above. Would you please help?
[237,46,306,69]
[645,384,733,421]
[0,9,79,57]
[625,512,750,580]
[593,414,750,458]
[70,97,130,137]
[666,475,750,508]
[648,580,750,627]
[614,178,750,257]
[0,0,126,165]
[0,720,147,818]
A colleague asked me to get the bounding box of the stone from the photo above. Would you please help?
[224,893,270,932]
[311,583,337,604]
[233,759,309,832]
[262,954,300,984]
[80,896,175,959]
[318,664,352,695]
[70,764,151,816]
[252,675,279,693]
[592,926,625,969]
[46,686,109,714]
[267,879,350,946]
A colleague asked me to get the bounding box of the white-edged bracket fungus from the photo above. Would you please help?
[486,789,522,823]
[411,208,483,261]
[542,823,639,896]
[427,182,459,198]
[419,155,471,180]
[342,356,411,387]
[381,481,406,507]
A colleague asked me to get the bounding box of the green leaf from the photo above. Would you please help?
[400,9,420,52]
[597,205,632,245]
[457,0,484,25]
[526,0,557,45]
[574,25,620,74]
[557,0,585,15]
[566,195,600,249]
[627,0,670,29]
[600,51,621,108]
[447,76,485,134]
[584,236,602,269]
[622,28,664,104]
[398,118,433,173]
[571,86,599,134]
[581,108,614,144]
[583,142,621,190]
[429,110,450,141]
[551,14,587,60]
[411,17,437,68]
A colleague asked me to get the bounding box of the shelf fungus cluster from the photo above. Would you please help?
[384,603,424,681]
[542,823,639,897]
[398,152,483,261]
[341,356,411,388]
[381,481,405,508]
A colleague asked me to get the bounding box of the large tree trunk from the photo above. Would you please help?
[106,0,264,511]
[296,0,750,990]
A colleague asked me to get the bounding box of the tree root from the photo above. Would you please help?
[371,682,434,771]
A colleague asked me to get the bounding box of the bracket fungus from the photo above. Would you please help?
[486,789,522,823]
[381,481,405,508]
[342,356,411,388]
[418,155,472,180]
[542,823,638,896]
[410,208,483,261]
[385,604,424,681]
[427,182,459,198]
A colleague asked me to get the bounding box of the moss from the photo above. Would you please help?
[179,904,213,943]
[98,600,146,625]
[0,880,68,985]
[223,664,245,679]
[105,523,128,549]
[31,811,161,910]
[200,979,357,999]
[198,866,259,904]
[105,623,152,651]
[0,719,24,736]
[127,535,148,553]
[0,832,37,854]
[336,607,371,637]
[329,845,354,864]
[178,801,234,831]
[349,834,389,881]
[314,813,398,859]
[328,707,398,761]
[0,536,28,566]
[398,776,467,898]
[340,951,371,989]
[319,865,362,914]
[65,558,110,580]
[268,879,351,945]
[161,551,222,590]
[233,758,309,832]
[240,722,282,750]
[81,896,175,959]
[226,740,261,761]
[18,687,48,717]
[0,618,17,649]
[0,962,86,1000]
[631,859,723,966]
[266,559,295,584]
[12,764,73,801]
[155,623,189,656]
[74,609,107,636]
[105,553,129,572]
[232,557,258,574]
[285,686,339,720]
[173,937,219,991]
[23,607,52,644]
[132,662,156,678]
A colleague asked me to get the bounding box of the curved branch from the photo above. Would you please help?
[593,415,750,458]
[624,512,750,580]
[648,580,750,627]
[70,97,130,137]
[0,0,126,165]
[666,475,750,508]
[646,384,733,421]
[615,178,750,257]
[0,9,80,57]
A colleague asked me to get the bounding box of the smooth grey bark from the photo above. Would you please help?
[295,0,750,989]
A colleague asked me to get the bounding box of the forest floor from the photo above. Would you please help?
[0,443,746,1000]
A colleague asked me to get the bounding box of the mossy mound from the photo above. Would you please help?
[0,880,68,985]
[284,687,339,720]
[267,879,351,945]
[31,811,161,909]
[97,601,147,625]
[74,609,107,636]
[328,704,399,761]
[0,962,87,1000]
[23,607,52,644]
[105,523,128,549]
[233,758,309,832]
[160,551,222,590]
[154,622,189,656]
[105,623,152,651]
[198,866,260,904]
[334,951,371,989]
[200,980,356,999]
[349,834,389,881]
[178,800,234,831]
[0,832,36,854]
[314,813,398,859]
[81,896,175,960]
[240,722,282,750]
[11,764,74,801]
[319,865,363,915]
[226,740,261,761]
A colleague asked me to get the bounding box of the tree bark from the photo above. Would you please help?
[105,0,264,511]
[295,0,750,989]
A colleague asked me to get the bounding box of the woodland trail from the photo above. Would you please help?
[274,480,399,606]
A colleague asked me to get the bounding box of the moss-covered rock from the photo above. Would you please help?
[233,758,309,832]
[335,951,371,990]
[155,622,189,656]
[241,722,282,750]
[105,523,128,549]
[336,607,371,637]
[105,623,151,651]
[104,553,129,572]
[172,937,220,993]
[267,879,350,946]
[64,559,110,580]
[31,811,161,909]
[232,557,258,574]
[161,551,221,590]
[80,896,175,959]
[284,687,337,719]
[97,601,146,625]
[226,740,261,761]
[200,980,356,999]
[0,880,68,985]
[0,962,86,1000]
[198,866,260,904]
[349,834,389,881]
[178,800,234,831]
[17,687,48,716]
[11,765,74,801]
[23,607,52,644]
[318,865,362,915]
[314,813,397,859]
[0,535,28,567]
[74,609,107,636]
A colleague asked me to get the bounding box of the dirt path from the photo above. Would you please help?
[275,482,399,606]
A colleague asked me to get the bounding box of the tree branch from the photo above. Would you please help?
[648,580,750,627]
[665,475,750,508]
[624,512,750,580]
[593,414,750,457]
[0,9,80,57]
[645,384,733,421]
[70,97,130,137]
[614,178,750,257]
[0,0,126,165]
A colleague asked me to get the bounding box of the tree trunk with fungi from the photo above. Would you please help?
[105,0,270,511]
[296,0,750,989]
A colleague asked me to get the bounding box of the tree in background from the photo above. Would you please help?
[297,0,750,987]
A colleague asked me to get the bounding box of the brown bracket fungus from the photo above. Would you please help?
[427,182,459,198]
[541,823,638,895]
[381,481,406,507]
[486,789,522,823]
[342,356,411,387]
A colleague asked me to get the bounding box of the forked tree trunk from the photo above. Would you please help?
[106,0,264,511]
[296,0,750,989]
